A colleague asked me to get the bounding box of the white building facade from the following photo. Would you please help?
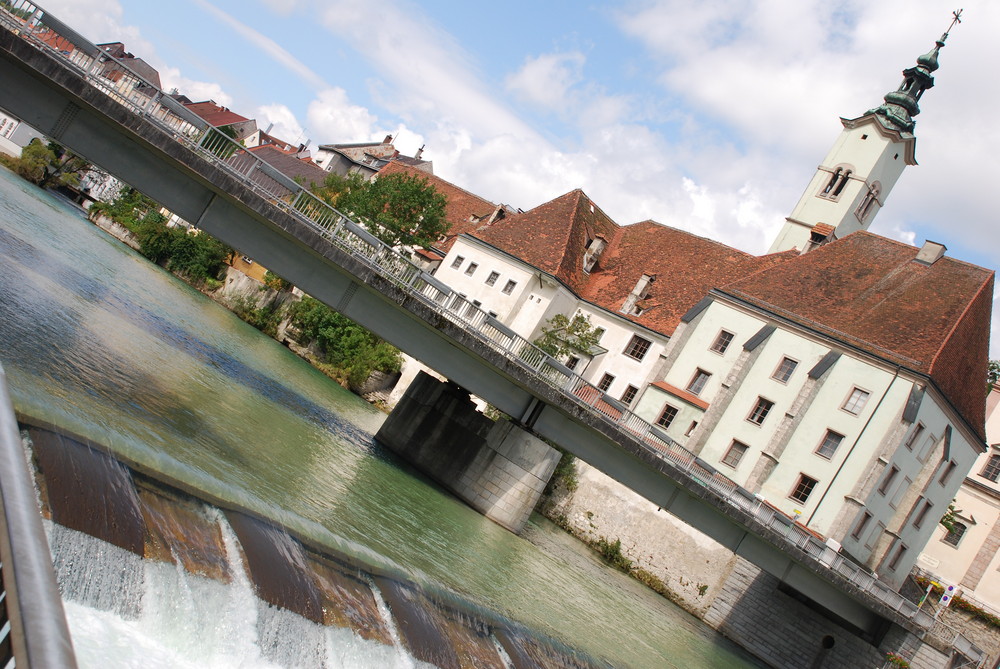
[917,388,1000,608]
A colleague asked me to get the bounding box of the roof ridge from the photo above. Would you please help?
[380,162,496,209]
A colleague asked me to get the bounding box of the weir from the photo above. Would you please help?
[0,3,985,664]
[21,419,607,668]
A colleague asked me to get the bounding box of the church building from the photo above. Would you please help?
[405,19,992,590]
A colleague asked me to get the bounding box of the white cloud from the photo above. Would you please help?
[191,0,328,91]
[306,88,378,143]
[505,52,586,111]
[255,104,305,145]
[158,66,233,106]
[317,0,542,144]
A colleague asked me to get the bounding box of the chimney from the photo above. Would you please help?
[383,134,393,145]
[914,240,947,265]
[414,144,425,161]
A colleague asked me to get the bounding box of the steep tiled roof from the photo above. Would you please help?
[580,220,797,335]
[378,162,497,252]
[474,190,618,294]
[722,232,994,440]
[471,193,796,336]
[248,145,328,189]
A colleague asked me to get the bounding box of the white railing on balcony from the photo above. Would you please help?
[0,0,954,630]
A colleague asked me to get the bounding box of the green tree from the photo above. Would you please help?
[989,359,1000,392]
[534,313,603,360]
[16,139,91,189]
[334,171,449,249]
[310,171,365,208]
[289,297,401,388]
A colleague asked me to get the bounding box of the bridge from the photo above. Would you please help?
[0,2,979,662]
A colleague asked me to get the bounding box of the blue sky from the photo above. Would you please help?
[42,0,1000,356]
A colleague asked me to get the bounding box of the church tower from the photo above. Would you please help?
[769,12,961,254]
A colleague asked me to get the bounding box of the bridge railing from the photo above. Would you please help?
[0,364,79,668]
[0,0,952,631]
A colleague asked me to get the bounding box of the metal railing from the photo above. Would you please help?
[0,364,78,668]
[0,0,949,629]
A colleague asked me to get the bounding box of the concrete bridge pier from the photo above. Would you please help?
[376,372,560,533]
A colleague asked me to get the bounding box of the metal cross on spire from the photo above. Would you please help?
[943,9,963,41]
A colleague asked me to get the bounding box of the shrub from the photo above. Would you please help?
[288,297,401,388]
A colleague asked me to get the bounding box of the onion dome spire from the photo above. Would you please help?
[869,9,962,134]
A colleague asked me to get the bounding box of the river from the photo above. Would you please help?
[0,165,761,668]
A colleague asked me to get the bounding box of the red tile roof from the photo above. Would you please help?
[721,232,994,440]
[378,162,498,252]
[184,101,250,129]
[474,190,619,294]
[471,191,797,336]
[652,381,710,410]
[580,220,797,335]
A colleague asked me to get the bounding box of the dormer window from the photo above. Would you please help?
[583,237,606,273]
[621,274,654,315]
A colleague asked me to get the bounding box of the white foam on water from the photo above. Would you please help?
[51,515,441,668]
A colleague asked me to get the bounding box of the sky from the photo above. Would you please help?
[39,0,1000,357]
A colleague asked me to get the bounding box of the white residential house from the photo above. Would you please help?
[633,234,991,589]
[916,387,1000,608]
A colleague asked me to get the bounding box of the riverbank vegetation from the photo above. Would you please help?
[0,138,93,189]
[87,185,402,394]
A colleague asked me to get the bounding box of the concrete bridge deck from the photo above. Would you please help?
[0,3,962,645]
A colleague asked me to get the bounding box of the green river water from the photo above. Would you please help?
[0,166,761,668]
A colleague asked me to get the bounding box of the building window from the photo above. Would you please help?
[502,280,517,295]
[851,512,872,540]
[597,373,615,392]
[464,262,479,276]
[842,387,870,415]
[687,369,711,395]
[939,460,957,486]
[888,542,907,571]
[621,385,639,405]
[721,441,749,468]
[710,330,734,355]
[912,499,933,529]
[815,430,844,459]
[878,465,899,495]
[685,421,698,437]
[772,357,798,383]
[747,397,774,426]
[593,327,605,342]
[485,271,500,286]
[981,454,1000,482]
[855,182,881,222]
[623,335,652,361]
[565,356,580,371]
[820,166,855,199]
[451,255,464,269]
[656,404,678,428]
[943,522,967,547]
[904,423,925,450]
[790,474,818,504]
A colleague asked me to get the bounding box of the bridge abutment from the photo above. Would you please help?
[376,371,559,533]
